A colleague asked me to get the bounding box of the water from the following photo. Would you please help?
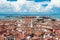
[0,12,60,19]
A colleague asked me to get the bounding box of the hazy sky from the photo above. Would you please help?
[0,0,60,13]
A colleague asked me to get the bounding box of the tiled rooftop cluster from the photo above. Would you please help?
[0,16,60,40]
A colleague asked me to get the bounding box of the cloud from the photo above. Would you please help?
[0,0,60,12]
[0,0,26,12]
[45,0,60,10]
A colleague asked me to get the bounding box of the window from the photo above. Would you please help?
[4,36,15,40]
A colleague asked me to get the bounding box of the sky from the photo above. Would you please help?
[0,0,60,14]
